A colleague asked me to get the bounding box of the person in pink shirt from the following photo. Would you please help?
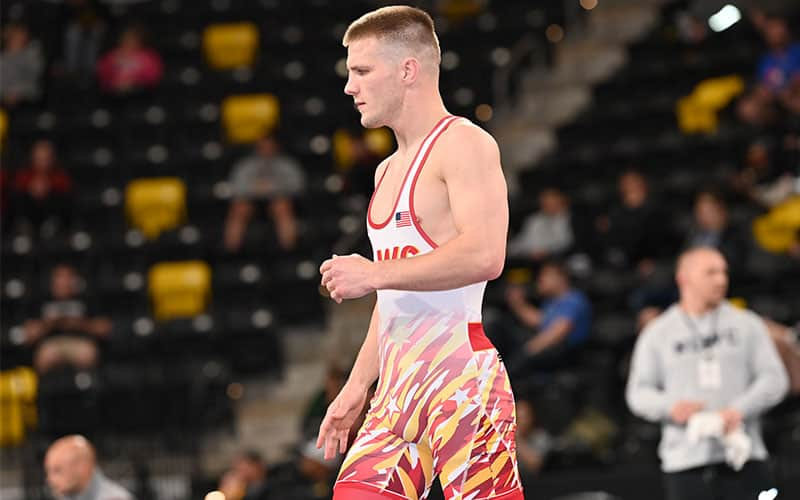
[96,26,163,94]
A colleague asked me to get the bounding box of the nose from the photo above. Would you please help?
[344,75,357,96]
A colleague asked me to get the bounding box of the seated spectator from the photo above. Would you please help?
[597,170,676,276]
[12,140,73,236]
[507,187,574,262]
[224,135,306,252]
[0,23,44,108]
[218,450,271,500]
[685,191,747,272]
[45,435,133,500]
[491,261,592,375]
[23,264,112,374]
[515,398,552,482]
[60,0,108,83]
[731,139,795,208]
[96,26,163,95]
[738,15,800,125]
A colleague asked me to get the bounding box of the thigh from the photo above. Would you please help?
[434,351,523,499]
[718,461,774,500]
[335,414,434,500]
[664,467,714,500]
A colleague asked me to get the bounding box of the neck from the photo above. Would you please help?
[679,297,718,316]
[389,85,448,152]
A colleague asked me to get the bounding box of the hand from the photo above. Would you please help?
[505,285,527,308]
[671,400,704,424]
[320,254,375,303]
[719,407,743,434]
[23,320,46,345]
[524,337,542,355]
[316,383,369,460]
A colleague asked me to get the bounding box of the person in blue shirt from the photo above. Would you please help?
[495,261,592,375]
[739,15,800,125]
[757,16,800,93]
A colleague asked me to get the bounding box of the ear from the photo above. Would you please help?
[400,57,420,85]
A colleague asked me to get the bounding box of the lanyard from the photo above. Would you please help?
[680,307,720,361]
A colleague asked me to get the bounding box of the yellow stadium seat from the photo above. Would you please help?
[333,129,356,171]
[753,196,800,253]
[203,22,259,70]
[677,75,744,134]
[363,128,393,157]
[728,297,747,309]
[0,109,7,150]
[334,128,394,171]
[439,0,486,21]
[148,261,212,321]
[0,367,37,447]
[222,94,280,144]
[125,178,187,239]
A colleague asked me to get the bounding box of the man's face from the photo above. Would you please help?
[619,174,647,208]
[537,266,564,298]
[683,252,729,307]
[540,190,566,215]
[32,142,55,171]
[764,19,790,50]
[51,266,77,300]
[694,196,726,230]
[45,452,82,497]
[344,37,403,129]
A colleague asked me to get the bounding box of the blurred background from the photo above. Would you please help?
[0,0,799,499]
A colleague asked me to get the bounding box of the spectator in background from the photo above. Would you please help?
[626,247,788,500]
[61,0,108,83]
[218,450,271,500]
[515,398,552,483]
[730,139,795,208]
[224,135,305,252]
[96,26,163,95]
[45,435,134,500]
[738,15,800,125]
[597,170,674,276]
[0,23,44,108]
[507,187,574,262]
[23,264,112,375]
[685,191,747,272]
[13,140,73,236]
[301,365,347,441]
[493,261,592,375]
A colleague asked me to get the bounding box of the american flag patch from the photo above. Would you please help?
[395,211,412,228]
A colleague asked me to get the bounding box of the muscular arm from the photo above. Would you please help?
[371,125,508,291]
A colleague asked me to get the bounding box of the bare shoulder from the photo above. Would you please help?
[437,120,500,168]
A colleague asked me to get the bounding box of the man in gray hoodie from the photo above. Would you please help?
[626,247,788,500]
[45,435,134,500]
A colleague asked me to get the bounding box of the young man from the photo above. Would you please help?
[626,247,788,500]
[317,6,523,500]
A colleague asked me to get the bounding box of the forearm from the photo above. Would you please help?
[511,303,541,329]
[529,320,571,352]
[371,233,503,292]
[346,304,381,392]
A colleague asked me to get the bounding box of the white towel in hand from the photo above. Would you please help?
[686,411,752,470]
[686,411,724,443]
[723,428,752,471]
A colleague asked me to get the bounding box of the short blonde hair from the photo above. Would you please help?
[343,6,441,69]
